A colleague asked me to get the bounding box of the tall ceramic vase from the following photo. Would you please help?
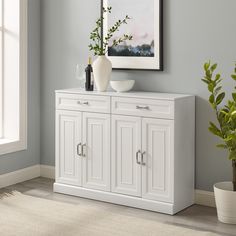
[93,56,112,92]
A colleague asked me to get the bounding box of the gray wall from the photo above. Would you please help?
[40,0,236,191]
[0,0,41,175]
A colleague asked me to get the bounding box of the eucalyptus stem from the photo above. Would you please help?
[100,0,104,54]
[89,6,132,56]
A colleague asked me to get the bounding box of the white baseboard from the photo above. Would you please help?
[195,190,216,208]
[0,165,41,189]
[0,164,55,189]
[40,165,55,179]
[1,164,216,208]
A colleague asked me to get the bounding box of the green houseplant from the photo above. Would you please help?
[88,2,132,92]
[202,61,236,224]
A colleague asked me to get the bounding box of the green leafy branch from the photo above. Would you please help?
[89,7,133,56]
[202,62,236,161]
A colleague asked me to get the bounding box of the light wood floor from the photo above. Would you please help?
[1,177,236,236]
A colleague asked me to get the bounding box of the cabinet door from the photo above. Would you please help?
[56,110,82,186]
[111,115,142,197]
[142,118,174,203]
[82,112,110,191]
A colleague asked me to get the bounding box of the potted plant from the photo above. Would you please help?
[202,61,236,224]
[89,1,132,92]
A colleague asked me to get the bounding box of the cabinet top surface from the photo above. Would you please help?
[55,88,194,101]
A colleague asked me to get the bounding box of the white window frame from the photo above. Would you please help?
[0,0,27,155]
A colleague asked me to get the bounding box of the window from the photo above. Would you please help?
[0,0,27,155]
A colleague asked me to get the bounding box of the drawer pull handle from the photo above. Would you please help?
[136,105,149,110]
[136,150,141,165]
[77,101,89,105]
[82,144,86,157]
[77,143,82,156]
[141,152,146,166]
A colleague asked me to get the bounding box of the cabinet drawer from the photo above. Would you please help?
[56,93,110,113]
[112,97,174,119]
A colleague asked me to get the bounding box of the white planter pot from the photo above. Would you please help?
[93,56,112,92]
[214,182,236,224]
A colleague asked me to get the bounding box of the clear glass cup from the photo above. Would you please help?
[75,64,86,89]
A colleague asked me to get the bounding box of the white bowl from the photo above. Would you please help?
[110,80,135,93]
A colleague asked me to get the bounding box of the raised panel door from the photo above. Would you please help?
[56,110,82,186]
[111,115,142,197]
[142,118,174,203]
[82,112,110,191]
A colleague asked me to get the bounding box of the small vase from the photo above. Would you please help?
[93,56,112,92]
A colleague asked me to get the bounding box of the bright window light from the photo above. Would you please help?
[0,0,27,155]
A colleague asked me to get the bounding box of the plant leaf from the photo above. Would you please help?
[209,94,214,104]
[232,93,236,102]
[216,92,225,105]
[206,70,212,78]
[231,74,236,81]
[215,74,221,81]
[231,110,236,116]
[216,144,228,149]
[220,110,228,116]
[214,86,222,95]
[208,122,222,137]
[204,62,210,71]
[210,63,217,71]
[201,79,210,84]
[229,151,236,161]
[208,83,214,93]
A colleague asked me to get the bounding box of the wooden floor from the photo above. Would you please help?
[1,177,236,236]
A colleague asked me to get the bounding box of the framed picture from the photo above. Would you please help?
[104,0,163,71]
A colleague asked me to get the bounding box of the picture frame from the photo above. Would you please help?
[104,0,163,71]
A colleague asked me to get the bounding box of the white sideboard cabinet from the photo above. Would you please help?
[54,89,195,215]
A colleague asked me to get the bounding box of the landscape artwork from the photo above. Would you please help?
[108,0,154,58]
[104,0,163,70]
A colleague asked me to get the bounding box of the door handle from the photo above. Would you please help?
[136,150,141,165]
[77,143,82,156]
[82,144,86,157]
[141,152,146,166]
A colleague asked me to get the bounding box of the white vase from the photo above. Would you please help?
[93,56,112,92]
[214,182,236,224]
